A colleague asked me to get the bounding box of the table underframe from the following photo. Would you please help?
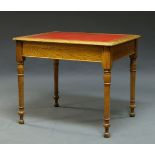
[16,40,137,138]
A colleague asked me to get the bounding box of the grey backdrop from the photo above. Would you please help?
[0,12,155,143]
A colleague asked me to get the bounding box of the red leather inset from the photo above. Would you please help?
[28,32,127,42]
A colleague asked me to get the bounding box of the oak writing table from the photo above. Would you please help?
[13,32,141,138]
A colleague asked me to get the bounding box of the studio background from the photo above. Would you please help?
[0,12,154,143]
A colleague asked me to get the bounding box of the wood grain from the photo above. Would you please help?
[17,62,24,124]
[16,41,23,62]
[23,42,102,62]
[111,40,135,61]
[102,46,112,138]
[16,41,25,124]
[129,41,137,117]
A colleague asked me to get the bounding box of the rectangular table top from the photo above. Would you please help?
[13,31,140,46]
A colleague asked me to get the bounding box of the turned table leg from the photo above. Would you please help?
[129,54,137,117]
[103,69,111,138]
[53,59,59,107]
[17,61,25,124]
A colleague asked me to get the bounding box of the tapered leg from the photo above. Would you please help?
[17,62,24,124]
[103,69,111,138]
[53,59,59,107]
[129,54,137,117]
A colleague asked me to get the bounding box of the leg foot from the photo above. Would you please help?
[129,112,135,117]
[103,120,111,138]
[54,104,59,107]
[104,132,110,138]
[18,108,24,124]
[53,96,59,107]
[129,104,136,117]
[18,119,24,124]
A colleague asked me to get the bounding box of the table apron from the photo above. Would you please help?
[22,42,103,62]
[21,40,136,63]
[111,40,136,61]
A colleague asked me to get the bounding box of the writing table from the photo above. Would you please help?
[13,31,141,138]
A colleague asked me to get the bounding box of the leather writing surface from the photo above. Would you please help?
[28,32,128,42]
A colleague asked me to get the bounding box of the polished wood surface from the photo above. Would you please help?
[14,31,141,138]
[22,42,102,62]
[16,41,25,124]
[129,40,137,117]
[101,46,112,138]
